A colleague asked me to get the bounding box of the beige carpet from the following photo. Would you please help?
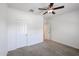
[7,40,79,56]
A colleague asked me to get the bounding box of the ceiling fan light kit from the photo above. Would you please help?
[48,10,53,13]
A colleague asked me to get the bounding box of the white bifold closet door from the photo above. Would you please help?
[16,22,27,48]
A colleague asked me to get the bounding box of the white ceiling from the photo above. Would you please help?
[7,3,79,16]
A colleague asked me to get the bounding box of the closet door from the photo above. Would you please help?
[16,22,27,48]
[8,23,17,51]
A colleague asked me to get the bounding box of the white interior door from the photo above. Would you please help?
[16,22,27,48]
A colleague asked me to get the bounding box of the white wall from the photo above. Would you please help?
[0,4,8,55]
[8,8,43,51]
[50,10,79,49]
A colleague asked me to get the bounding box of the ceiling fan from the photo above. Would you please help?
[38,3,64,15]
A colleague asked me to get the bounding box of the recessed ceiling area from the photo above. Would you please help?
[7,3,79,16]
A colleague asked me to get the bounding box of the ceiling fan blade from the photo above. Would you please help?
[52,11,55,14]
[49,3,54,8]
[43,11,48,15]
[53,6,64,10]
[38,8,47,10]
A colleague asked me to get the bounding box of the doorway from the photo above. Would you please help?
[43,19,50,41]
